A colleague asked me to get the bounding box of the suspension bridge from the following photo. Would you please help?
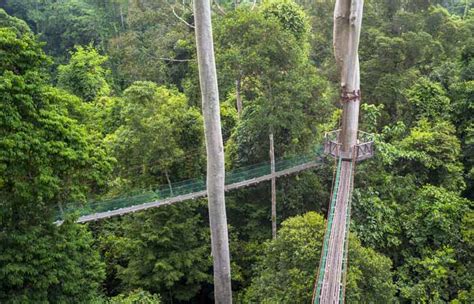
[313,157,353,303]
[55,130,373,304]
[55,145,325,224]
[46,0,368,302]
[313,131,374,303]
[56,132,373,304]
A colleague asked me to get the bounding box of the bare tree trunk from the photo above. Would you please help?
[235,77,243,115]
[464,0,469,19]
[58,201,65,219]
[193,1,232,303]
[120,5,125,29]
[165,169,174,196]
[334,0,363,152]
[269,132,276,239]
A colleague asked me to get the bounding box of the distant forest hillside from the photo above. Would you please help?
[0,0,472,303]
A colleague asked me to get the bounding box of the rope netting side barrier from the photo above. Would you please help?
[313,157,343,303]
[56,145,324,221]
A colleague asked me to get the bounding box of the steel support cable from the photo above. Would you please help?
[313,156,343,304]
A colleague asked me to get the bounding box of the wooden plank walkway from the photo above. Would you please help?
[318,160,353,303]
[71,159,322,223]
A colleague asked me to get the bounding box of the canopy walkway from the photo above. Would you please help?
[56,146,324,224]
[313,157,354,303]
[313,130,374,304]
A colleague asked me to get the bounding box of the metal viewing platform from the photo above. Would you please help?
[323,130,374,161]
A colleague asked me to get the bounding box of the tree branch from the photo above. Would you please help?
[156,57,193,62]
[213,0,227,15]
[251,0,257,10]
[171,5,195,28]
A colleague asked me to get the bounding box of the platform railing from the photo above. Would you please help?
[323,130,374,161]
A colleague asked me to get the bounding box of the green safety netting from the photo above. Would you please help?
[56,145,324,221]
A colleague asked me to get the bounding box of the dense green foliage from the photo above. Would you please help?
[108,289,162,304]
[0,10,110,302]
[96,201,211,302]
[105,81,204,193]
[58,45,111,101]
[0,0,473,303]
[243,212,396,303]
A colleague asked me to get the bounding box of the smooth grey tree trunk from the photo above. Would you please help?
[269,132,276,239]
[326,1,363,302]
[193,1,233,303]
[334,0,363,152]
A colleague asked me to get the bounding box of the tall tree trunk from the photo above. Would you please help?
[193,1,232,303]
[314,1,364,303]
[334,0,363,152]
[235,77,242,115]
[165,169,174,196]
[464,0,469,19]
[269,132,276,239]
[120,5,125,30]
[324,1,364,303]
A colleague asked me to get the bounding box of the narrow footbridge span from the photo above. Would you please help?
[313,131,374,303]
[313,158,354,303]
[56,148,323,224]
